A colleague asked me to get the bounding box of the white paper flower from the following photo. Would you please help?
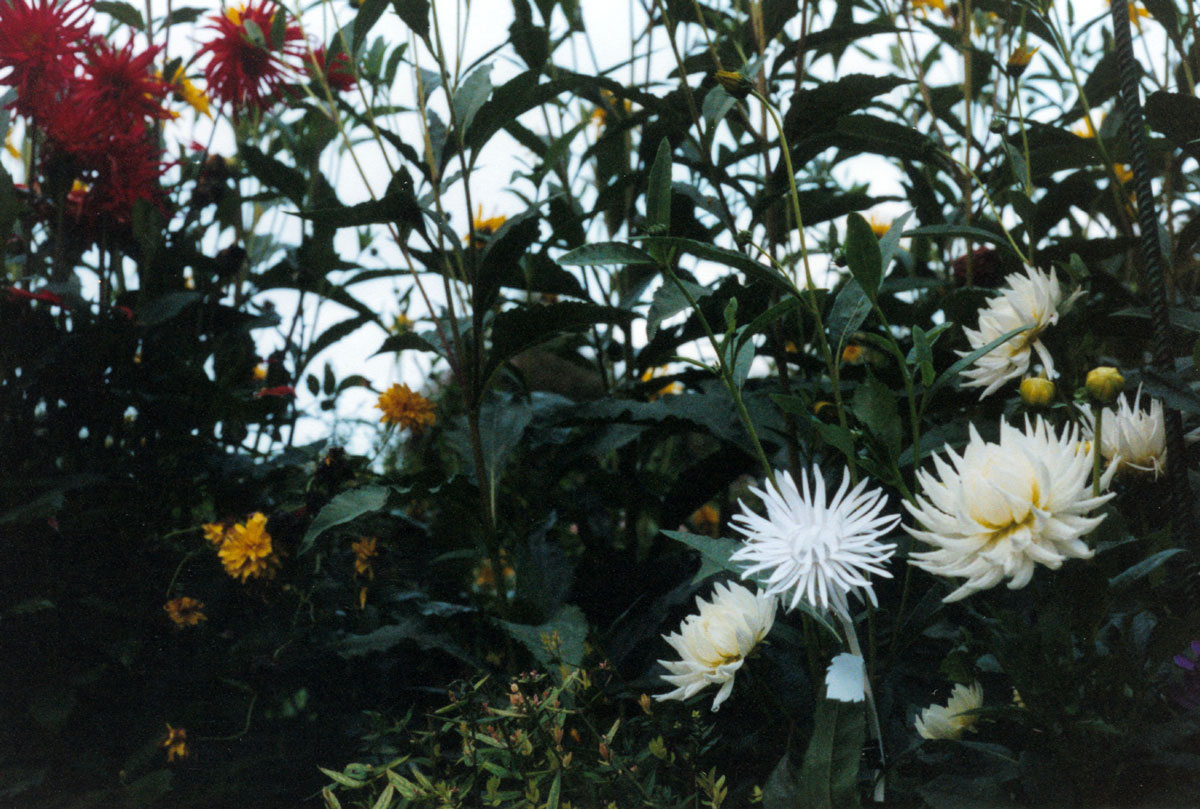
[730,466,900,616]
[1084,384,1166,481]
[959,267,1074,398]
[915,682,984,740]
[654,581,776,711]
[905,417,1113,602]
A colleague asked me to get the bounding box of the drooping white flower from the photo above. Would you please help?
[915,682,984,740]
[1083,384,1166,481]
[959,267,1074,398]
[905,417,1113,602]
[654,581,776,711]
[730,466,900,616]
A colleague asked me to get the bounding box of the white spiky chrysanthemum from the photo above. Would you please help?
[729,467,900,616]
[1084,384,1167,482]
[905,417,1113,602]
[915,682,984,740]
[959,267,1074,398]
[654,581,776,711]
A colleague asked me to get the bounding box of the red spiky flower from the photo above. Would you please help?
[0,0,93,120]
[307,46,355,94]
[197,0,306,117]
[76,37,171,123]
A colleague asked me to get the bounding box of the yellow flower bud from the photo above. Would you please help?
[1019,376,1055,407]
[713,70,753,100]
[1086,366,1125,403]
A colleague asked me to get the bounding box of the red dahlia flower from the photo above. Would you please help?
[77,37,171,123]
[197,0,305,117]
[307,46,355,93]
[0,0,92,119]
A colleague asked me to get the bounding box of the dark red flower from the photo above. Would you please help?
[197,0,306,117]
[255,385,296,398]
[5,286,64,305]
[77,37,171,123]
[0,0,92,120]
[307,46,355,93]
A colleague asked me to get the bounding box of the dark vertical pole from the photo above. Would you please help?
[1109,0,1194,541]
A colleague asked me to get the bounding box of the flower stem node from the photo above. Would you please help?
[1019,376,1055,407]
[1086,366,1125,403]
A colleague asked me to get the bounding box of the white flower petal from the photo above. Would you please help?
[825,653,867,702]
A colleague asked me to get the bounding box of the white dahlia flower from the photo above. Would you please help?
[655,581,776,711]
[1084,384,1166,481]
[730,466,900,616]
[905,417,1113,601]
[915,682,984,740]
[959,267,1074,398]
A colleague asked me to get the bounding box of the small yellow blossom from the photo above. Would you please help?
[203,522,231,546]
[641,366,682,400]
[1086,366,1125,403]
[591,89,632,129]
[253,364,268,382]
[225,4,245,25]
[1072,113,1105,139]
[1005,44,1038,78]
[392,312,413,333]
[162,724,189,762]
[911,0,948,17]
[218,512,280,582]
[867,215,890,238]
[690,504,720,538]
[466,206,507,244]
[1112,164,1133,185]
[473,552,516,595]
[376,383,436,429]
[164,596,207,627]
[841,344,866,365]
[352,536,379,579]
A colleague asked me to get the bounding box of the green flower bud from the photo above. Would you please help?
[1085,366,1124,403]
[1019,376,1055,407]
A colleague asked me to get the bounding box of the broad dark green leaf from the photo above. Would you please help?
[558,241,656,267]
[639,236,795,292]
[136,292,201,326]
[1108,548,1186,590]
[796,697,865,809]
[300,486,390,554]
[827,279,871,351]
[485,302,634,385]
[852,373,902,459]
[844,212,883,299]
[646,138,673,233]
[453,63,493,136]
[241,145,306,204]
[353,0,389,52]
[374,331,440,356]
[647,278,711,340]
[94,0,143,30]
[661,530,741,583]
[391,0,430,43]
[496,604,587,667]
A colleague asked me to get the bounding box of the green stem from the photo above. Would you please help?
[835,610,886,802]
[1092,403,1104,497]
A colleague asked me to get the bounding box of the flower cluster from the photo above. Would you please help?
[210,512,281,582]
[655,581,776,711]
[905,417,1112,602]
[959,267,1073,398]
[198,2,356,119]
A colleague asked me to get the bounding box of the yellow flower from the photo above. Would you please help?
[1005,44,1038,78]
[352,536,379,579]
[641,366,682,400]
[911,0,948,17]
[841,344,866,365]
[160,66,212,118]
[218,512,280,582]
[162,724,189,762]
[225,4,245,24]
[1086,366,1125,403]
[867,214,890,238]
[1072,113,1104,139]
[164,596,207,627]
[376,383,436,429]
[915,682,983,740]
[591,89,631,129]
[203,522,231,546]
[1019,376,1055,407]
[713,70,753,99]
[253,364,268,382]
[1112,163,1133,185]
[473,552,516,595]
[392,312,413,333]
[690,504,720,538]
[466,206,507,245]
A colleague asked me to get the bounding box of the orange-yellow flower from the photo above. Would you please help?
[867,214,890,238]
[591,89,632,128]
[352,536,378,579]
[203,522,231,546]
[164,596,207,627]
[1006,44,1038,78]
[911,0,948,17]
[376,383,436,429]
[690,504,720,538]
[473,552,515,595]
[218,512,280,582]
[641,366,682,401]
[841,344,866,365]
[466,206,507,245]
[162,724,189,761]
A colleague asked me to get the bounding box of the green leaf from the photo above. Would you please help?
[646,138,673,233]
[878,210,914,274]
[852,374,902,459]
[905,224,1022,261]
[452,63,493,136]
[94,0,144,30]
[813,421,856,468]
[391,0,430,43]
[557,242,656,266]
[374,331,440,356]
[485,302,633,385]
[353,0,389,52]
[496,605,587,667]
[923,325,1028,405]
[477,393,532,499]
[827,280,871,351]
[337,617,476,665]
[1108,549,1186,590]
[661,529,742,583]
[136,292,201,326]
[910,325,935,386]
[647,278,711,340]
[300,486,390,554]
[241,145,306,204]
[0,165,20,239]
[763,753,801,809]
[844,213,883,299]
[796,697,865,809]
[640,236,795,293]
